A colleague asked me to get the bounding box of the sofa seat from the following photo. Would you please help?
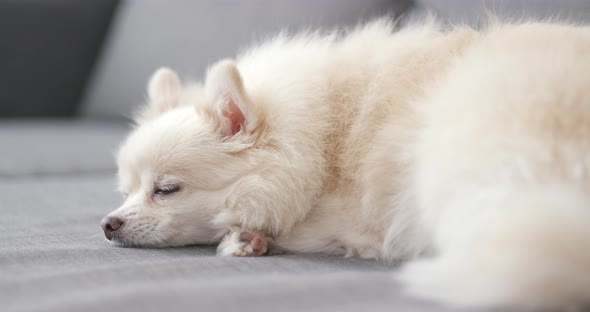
[0,174,474,312]
[0,120,128,176]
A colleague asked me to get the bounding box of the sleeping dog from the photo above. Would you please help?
[101,19,590,309]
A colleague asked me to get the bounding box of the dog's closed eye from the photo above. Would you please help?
[154,185,181,196]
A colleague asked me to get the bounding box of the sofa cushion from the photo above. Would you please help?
[0,174,474,312]
[0,0,119,117]
[0,120,128,176]
[80,0,412,118]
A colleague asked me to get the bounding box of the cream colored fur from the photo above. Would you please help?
[104,19,590,309]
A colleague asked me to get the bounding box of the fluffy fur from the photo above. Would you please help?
[102,18,590,309]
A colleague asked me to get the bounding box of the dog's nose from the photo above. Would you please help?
[101,216,124,240]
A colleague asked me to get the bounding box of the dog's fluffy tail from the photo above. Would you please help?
[398,185,590,309]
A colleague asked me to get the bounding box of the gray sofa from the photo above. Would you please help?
[1,1,588,311]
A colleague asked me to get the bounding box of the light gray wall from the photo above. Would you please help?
[81,0,412,119]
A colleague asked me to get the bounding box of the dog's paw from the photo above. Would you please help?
[217,229,269,257]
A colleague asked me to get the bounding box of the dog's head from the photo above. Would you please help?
[101,60,267,247]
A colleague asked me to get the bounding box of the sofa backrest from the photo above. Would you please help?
[79,0,412,119]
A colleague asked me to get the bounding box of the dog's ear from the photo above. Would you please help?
[205,60,259,137]
[137,68,182,122]
[148,67,181,100]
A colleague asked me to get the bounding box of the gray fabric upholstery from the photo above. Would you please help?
[81,0,412,118]
[0,120,127,176]
[0,175,484,312]
[3,2,590,312]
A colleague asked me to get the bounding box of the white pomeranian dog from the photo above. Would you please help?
[101,18,590,309]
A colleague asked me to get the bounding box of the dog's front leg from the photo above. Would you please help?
[212,170,313,257]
